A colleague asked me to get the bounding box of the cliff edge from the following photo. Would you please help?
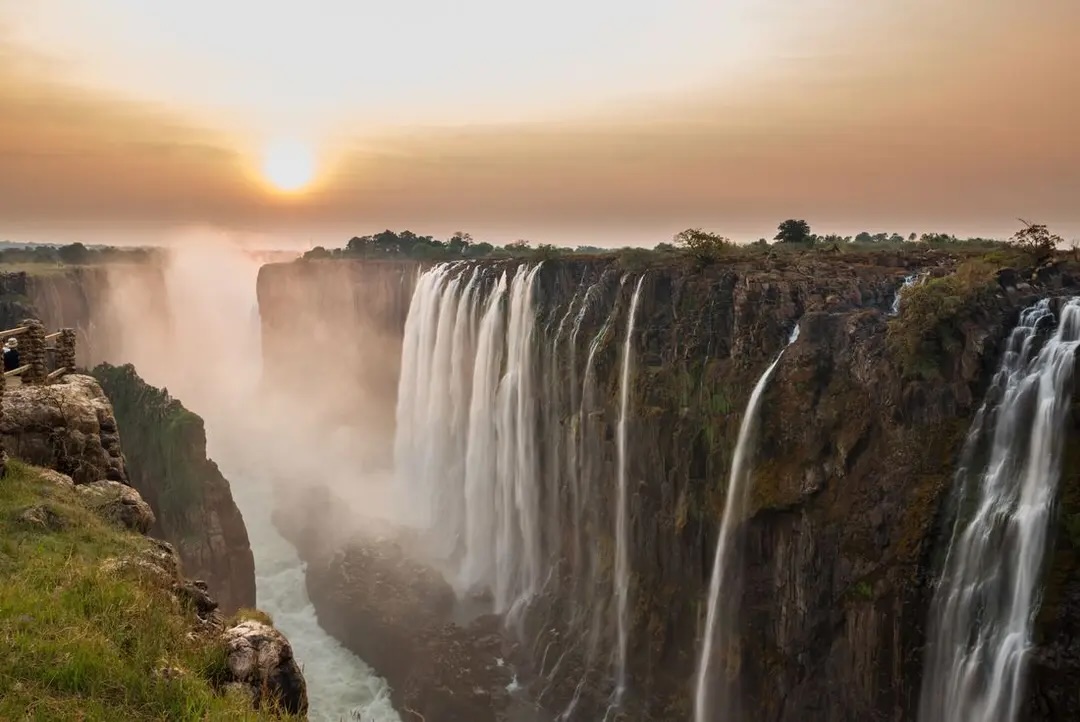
[91,363,257,614]
[0,458,306,718]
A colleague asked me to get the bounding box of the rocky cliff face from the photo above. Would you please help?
[263,249,1080,721]
[91,363,256,615]
[1,374,128,483]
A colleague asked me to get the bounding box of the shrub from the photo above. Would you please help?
[673,228,731,264]
[887,258,999,379]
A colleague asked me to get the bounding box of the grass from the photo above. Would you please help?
[229,608,275,627]
[0,459,290,721]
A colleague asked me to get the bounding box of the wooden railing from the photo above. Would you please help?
[0,319,77,389]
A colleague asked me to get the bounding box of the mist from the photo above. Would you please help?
[83,238,405,720]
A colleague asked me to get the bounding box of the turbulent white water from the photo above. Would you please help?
[694,323,800,722]
[223,459,401,722]
[918,298,1080,722]
[613,274,646,709]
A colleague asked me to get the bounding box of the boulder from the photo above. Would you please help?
[1,374,126,484]
[16,504,66,530]
[77,480,155,533]
[37,468,75,489]
[222,620,308,715]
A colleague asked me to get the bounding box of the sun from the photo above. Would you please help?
[261,139,316,193]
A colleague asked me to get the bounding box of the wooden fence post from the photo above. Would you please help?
[21,319,46,384]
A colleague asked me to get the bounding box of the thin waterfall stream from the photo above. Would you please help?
[612,274,646,712]
[694,323,800,722]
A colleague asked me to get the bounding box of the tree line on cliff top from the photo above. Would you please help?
[302,220,1066,263]
[0,242,154,266]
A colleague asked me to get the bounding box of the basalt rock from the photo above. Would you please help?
[0,374,127,484]
[92,363,256,615]
[77,479,156,533]
[255,250,1080,720]
[222,621,309,716]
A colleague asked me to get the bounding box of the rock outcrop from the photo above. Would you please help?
[93,363,256,614]
[77,479,157,533]
[0,373,127,483]
[260,249,1080,721]
[223,621,309,716]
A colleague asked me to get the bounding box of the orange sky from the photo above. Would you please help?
[1,1,1078,247]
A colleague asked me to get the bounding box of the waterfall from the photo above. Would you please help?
[918,298,1080,722]
[394,263,545,619]
[613,275,646,709]
[395,264,647,716]
[694,323,801,722]
[891,272,927,315]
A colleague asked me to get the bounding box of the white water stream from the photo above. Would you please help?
[693,323,800,722]
[612,274,646,712]
[918,298,1080,722]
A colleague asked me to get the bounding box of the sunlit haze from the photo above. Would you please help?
[1,0,1078,246]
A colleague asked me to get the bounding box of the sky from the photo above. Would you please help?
[1,0,1078,248]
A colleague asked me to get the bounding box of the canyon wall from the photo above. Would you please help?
[92,362,257,614]
[261,251,1080,721]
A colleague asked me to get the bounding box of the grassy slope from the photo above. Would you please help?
[0,460,287,721]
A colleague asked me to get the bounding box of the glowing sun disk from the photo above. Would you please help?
[261,140,316,192]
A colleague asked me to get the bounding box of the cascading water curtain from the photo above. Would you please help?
[919,298,1080,722]
[394,262,545,622]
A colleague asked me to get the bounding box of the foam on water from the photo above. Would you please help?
[223,458,401,722]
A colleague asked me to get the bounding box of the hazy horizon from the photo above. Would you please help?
[2,0,1078,247]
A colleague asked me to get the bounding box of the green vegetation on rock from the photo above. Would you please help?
[0,460,288,721]
[91,364,205,535]
[886,257,1001,379]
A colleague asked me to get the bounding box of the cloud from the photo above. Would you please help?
[1,1,1078,243]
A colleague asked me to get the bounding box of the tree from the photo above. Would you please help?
[775,219,813,244]
[57,242,90,265]
[506,240,531,252]
[303,246,332,260]
[448,231,473,255]
[855,231,873,243]
[1010,220,1061,261]
[919,232,958,245]
[908,232,917,242]
[673,228,730,263]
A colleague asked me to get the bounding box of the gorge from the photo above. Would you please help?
[4,243,1080,721]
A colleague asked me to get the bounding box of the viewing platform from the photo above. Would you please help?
[0,319,77,390]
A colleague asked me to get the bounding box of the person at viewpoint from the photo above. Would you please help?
[3,337,20,372]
